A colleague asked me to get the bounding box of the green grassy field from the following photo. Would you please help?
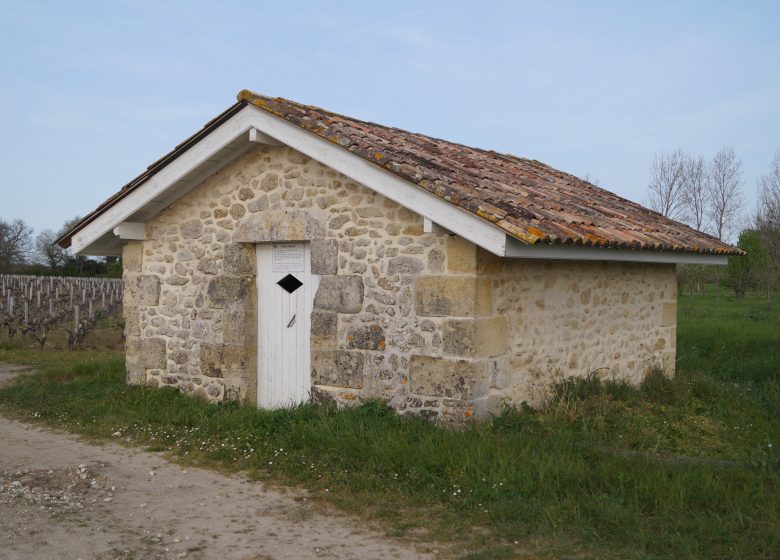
[0,288,778,559]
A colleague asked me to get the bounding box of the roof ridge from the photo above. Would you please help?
[238,89,525,158]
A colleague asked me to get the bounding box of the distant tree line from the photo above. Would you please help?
[646,147,779,308]
[0,216,121,277]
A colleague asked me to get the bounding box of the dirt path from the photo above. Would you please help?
[0,363,436,560]
[0,362,34,387]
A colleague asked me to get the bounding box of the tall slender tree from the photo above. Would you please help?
[706,147,744,243]
[680,154,708,231]
[647,149,686,219]
[756,149,780,310]
[706,148,744,297]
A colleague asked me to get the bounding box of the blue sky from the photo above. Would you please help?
[1,0,778,237]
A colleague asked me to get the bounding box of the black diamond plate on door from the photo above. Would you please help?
[277,274,303,294]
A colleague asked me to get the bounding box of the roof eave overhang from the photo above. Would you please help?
[56,100,249,251]
[66,102,733,266]
[505,237,730,265]
[66,105,263,256]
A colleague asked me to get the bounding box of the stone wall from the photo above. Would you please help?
[122,143,678,422]
[125,145,460,418]
[476,249,678,409]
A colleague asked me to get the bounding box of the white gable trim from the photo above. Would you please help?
[70,108,258,255]
[244,106,508,255]
[72,105,507,257]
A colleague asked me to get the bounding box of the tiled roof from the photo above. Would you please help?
[239,90,741,256]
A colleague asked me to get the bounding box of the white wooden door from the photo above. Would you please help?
[256,242,318,409]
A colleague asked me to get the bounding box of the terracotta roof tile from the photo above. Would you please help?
[59,91,742,257]
[240,90,740,255]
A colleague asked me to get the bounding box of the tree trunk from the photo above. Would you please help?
[715,269,721,298]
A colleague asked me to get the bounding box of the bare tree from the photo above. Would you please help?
[647,149,686,219]
[706,147,744,242]
[583,172,601,187]
[35,229,67,269]
[680,154,708,231]
[57,216,87,274]
[756,149,780,310]
[0,218,33,272]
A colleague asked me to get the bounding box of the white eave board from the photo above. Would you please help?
[70,108,260,255]
[505,238,729,265]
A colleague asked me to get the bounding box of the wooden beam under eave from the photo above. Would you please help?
[113,222,146,240]
[249,127,284,146]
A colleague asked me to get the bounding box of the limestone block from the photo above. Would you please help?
[238,187,255,201]
[260,173,280,191]
[313,275,363,313]
[347,324,385,350]
[409,355,489,399]
[223,243,255,276]
[169,350,189,365]
[127,337,166,369]
[447,236,477,273]
[229,203,246,219]
[198,257,219,275]
[233,210,326,242]
[311,350,364,388]
[356,206,384,218]
[311,239,338,275]
[136,275,161,306]
[123,304,140,337]
[387,256,424,275]
[311,311,337,337]
[206,276,247,308]
[222,306,247,346]
[427,248,444,273]
[248,195,269,213]
[328,215,350,229]
[179,219,203,239]
[166,275,189,286]
[415,276,492,317]
[122,242,143,274]
[311,311,337,350]
[443,316,509,358]
[661,302,677,327]
[199,343,249,380]
[126,366,145,386]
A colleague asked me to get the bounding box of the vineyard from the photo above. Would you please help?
[0,274,124,351]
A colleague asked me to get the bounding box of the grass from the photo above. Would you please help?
[0,287,779,559]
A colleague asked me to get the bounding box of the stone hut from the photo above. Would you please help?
[58,91,740,421]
